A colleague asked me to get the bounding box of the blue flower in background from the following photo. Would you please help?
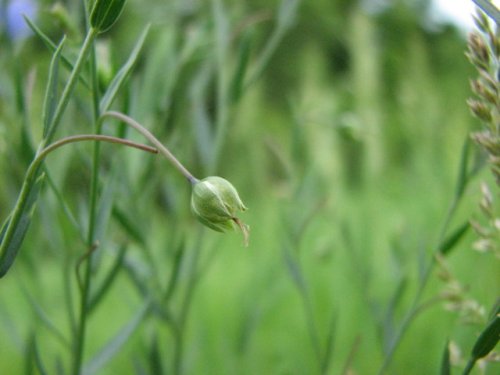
[1,0,37,41]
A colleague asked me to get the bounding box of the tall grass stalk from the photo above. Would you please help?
[377,139,472,374]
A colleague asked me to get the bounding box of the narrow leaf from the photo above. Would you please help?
[23,16,90,89]
[0,173,45,277]
[42,37,66,138]
[100,25,150,112]
[148,336,164,375]
[471,313,500,360]
[94,175,117,243]
[90,0,127,33]
[230,30,252,103]
[455,138,471,199]
[22,287,68,346]
[88,245,128,312]
[30,335,49,375]
[438,221,470,255]
[440,340,451,375]
[190,65,215,166]
[245,0,299,89]
[283,247,307,293]
[82,303,151,375]
[321,312,337,374]
[163,240,185,302]
[112,207,146,246]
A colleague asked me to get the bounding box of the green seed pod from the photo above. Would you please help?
[90,0,126,33]
[191,176,249,244]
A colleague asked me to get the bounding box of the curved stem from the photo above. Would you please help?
[0,135,156,275]
[462,358,476,375]
[101,111,199,184]
[41,134,157,158]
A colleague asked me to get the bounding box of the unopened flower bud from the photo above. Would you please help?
[191,176,249,245]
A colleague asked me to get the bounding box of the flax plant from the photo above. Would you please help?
[0,0,299,373]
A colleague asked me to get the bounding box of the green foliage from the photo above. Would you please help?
[0,1,499,375]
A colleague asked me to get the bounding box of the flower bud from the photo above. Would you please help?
[90,0,126,33]
[191,176,249,245]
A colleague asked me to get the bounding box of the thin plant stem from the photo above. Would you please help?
[101,111,199,184]
[462,358,476,375]
[0,134,155,271]
[377,199,460,375]
[173,227,204,375]
[72,22,104,373]
[45,28,99,144]
[0,28,99,273]
[42,135,157,156]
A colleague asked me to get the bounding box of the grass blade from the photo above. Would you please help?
[0,173,45,277]
[82,303,151,375]
[438,221,470,256]
[148,336,164,375]
[21,287,68,347]
[455,138,471,200]
[99,25,150,112]
[88,245,128,312]
[94,174,118,243]
[245,0,300,89]
[23,16,90,89]
[112,207,147,246]
[440,340,451,375]
[29,334,49,375]
[190,64,215,167]
[230,30,252,103]
[42,37,66,138]
[321,312,337,374]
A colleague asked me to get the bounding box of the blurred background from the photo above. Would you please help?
[0,0,498,374]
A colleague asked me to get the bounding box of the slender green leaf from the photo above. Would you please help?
[440,340,451,375]
[230,30,252,103]
[283,247,307,293]
[82,303,151,375]
[0,173,45,277]
[245,0,300,89]
[88,245,128,312]
[148,336,164,375]
[22,287,68,347]
[384,278,408,338]
[99,25,150,112]
[23,16,90,89]
[455,138,471,199]
[471,313,500,359]
[95,174,117,243]
[112,207,146,246]
[190,64,215,167]
[30,335,49,375]
[321,312,337,375]
[90,0,127,33]
[438,221,470,255]
[42,37,66,138]
[163,239,185,302]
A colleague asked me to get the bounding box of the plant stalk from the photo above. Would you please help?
[101,111,199,184]
[45,28,99,144]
